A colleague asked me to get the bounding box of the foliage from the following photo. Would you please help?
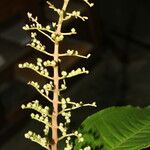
[74,106,150,150]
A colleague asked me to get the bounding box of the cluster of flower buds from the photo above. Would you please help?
[68,68,89,77]
[74,131,84,142]
[47,1,61,14]
[59,77,67,91]
[72,11,84,19]
[62,111,71,124]
[73,101,83,108]
[50,27,76,42]
[43,82,54,95]
[30,113,49,126]
[60,97,97,124]
[28,81,44,93]
[18,59,51,79]
[23,13,44,30]
[22,13,42,30]
[64,137,73,150]
[67,49,79,56]
[37,58,43,67]
[43,82,53,91]
[37,58,53,75]
[24,131,49,149]
[66,49,91,59]
[28,81,53,103]
[28,81,40,89]
[60,68,89,79]
[43,60,56,67]
[28,81,42,92]
[18,62,39,71]
[60,83,67,91]
[23,12,58,44]
[65,11,88,21]
[62,131,85,150]
[27,12,37,22]
[73,101,97,109]
[29,33,46,52]
[59,123,67,136]
[21,100,50,117]
[59,97,97,120]
[61,98,67,110]
[51,33,64,42]
[43,125,49,135]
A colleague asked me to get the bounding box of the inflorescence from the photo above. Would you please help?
[19,0,96,150]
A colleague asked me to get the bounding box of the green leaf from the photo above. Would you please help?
[73,106,150,150]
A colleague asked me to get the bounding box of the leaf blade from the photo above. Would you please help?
[74,106,150,150]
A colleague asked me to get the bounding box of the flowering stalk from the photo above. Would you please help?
[19,0,96,150]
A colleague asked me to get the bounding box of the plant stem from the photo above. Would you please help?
[51,1,69,150]
[51,42,59,150]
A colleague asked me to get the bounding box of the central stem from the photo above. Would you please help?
[51,42,59,150]
[51,1,69,150]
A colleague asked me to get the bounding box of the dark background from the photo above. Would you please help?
[0,0,150,149]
